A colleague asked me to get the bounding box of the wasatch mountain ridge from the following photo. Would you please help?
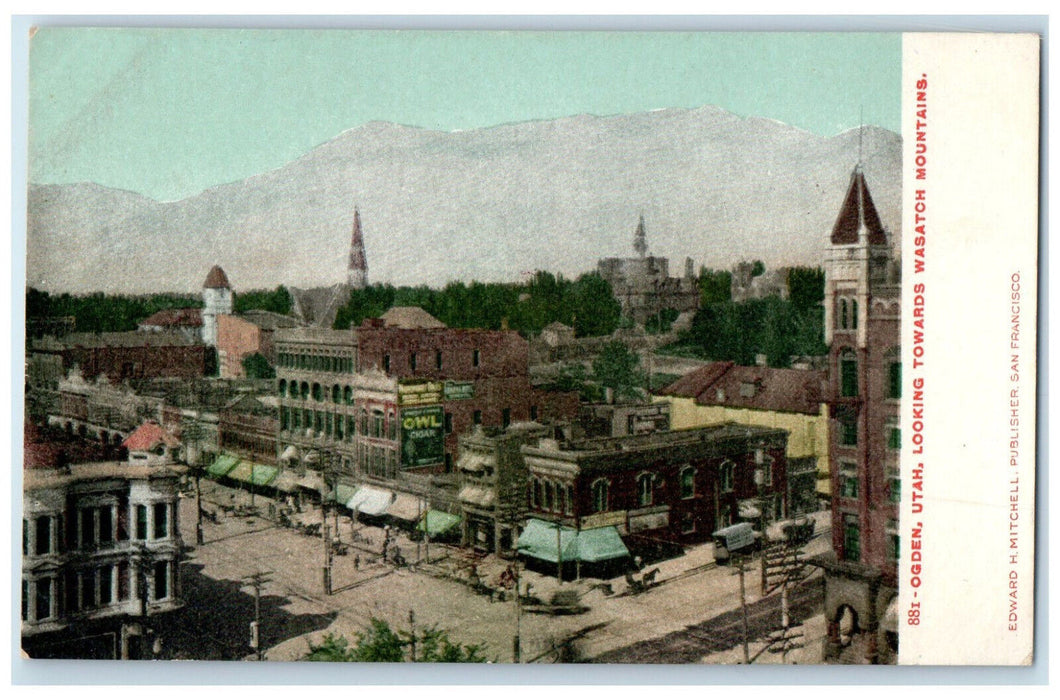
[27,105,901,295]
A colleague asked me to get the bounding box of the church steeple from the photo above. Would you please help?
[633,214,648,257]
[348,207,368,289]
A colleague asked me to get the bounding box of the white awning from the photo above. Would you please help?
[458,486,496,508]
[738,499,761,520]
[346,486,393,516]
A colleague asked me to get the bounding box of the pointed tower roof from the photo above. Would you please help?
[633,214,648,257]
[203,265,231,289]
[830,167,888,246]
[349,208,367,271]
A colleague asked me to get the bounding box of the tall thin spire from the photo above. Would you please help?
[857,105,864,170]
[347,207,368,288]
[633,214,648,258]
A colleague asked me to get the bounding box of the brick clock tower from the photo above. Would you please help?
[816,165,902,664]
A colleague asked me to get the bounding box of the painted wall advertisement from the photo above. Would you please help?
[400,404,445,467]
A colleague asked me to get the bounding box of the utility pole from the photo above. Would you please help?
[408,609,416,662]
[513,557,522,663]
[737,555,750,665]
[555,521,563,584]
[244,571,272,661]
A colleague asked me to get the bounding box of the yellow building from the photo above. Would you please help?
[655,361,830,511]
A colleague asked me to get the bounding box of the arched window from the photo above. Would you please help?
[544,481,554,511]
[679,466,696,499]
[851,299,859,330]
[312,383,323,402]
[840,349,859,397]
[637,473,654,507]
[556,483,566,514]
[839,298,849,329]
[278,379,287,396]
[332,385,341,403]
[591,479,610,514]
[565,485,574,515]
[719,460,735,493]
[344,386,353,405]
[300,382,309,400]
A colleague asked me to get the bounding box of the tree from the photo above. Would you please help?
[234,286,293,315]
[570,273,621,337]
[751,260,766,277]
[304,618,488,663]
[697,268,732,305]
[592,341,646,401]
[241,353,275,379]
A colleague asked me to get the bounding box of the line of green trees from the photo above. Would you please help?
[333,271,622,338]
[668,266,827,368]
[25,286,293,335]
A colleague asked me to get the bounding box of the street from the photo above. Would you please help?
[164,481,831,664]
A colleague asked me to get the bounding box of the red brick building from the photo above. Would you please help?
[816,165,901,664]
[520,424,789,553]
[36,332,213,383]
[216,311,303,378]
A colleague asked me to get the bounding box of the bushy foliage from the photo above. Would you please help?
[697,267,732,306]
[234,286,293,315]
[304,618,488,663]
[26,288,202,334]
[332,272,621,338]
[592,341,647,400]
[241,353,275,379]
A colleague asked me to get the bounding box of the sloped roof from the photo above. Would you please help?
[139,307,203,328]
[830,168,888,245]
[203,265,232,290]
[657,361,825,415]
[288,284,348,328]
[380,306,446,329]
[238,309,304,330]
[656,361,734,398]
[122,420,180,451]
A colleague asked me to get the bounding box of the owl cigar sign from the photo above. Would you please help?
[400,405,445,467]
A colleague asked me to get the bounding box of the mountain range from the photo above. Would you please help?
[27,105,902,295]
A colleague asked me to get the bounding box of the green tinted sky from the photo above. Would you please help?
[30,29,900,201]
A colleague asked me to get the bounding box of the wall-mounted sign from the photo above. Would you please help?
[398,380,443,406]
[443,380,475,401]
[400,405,445,467]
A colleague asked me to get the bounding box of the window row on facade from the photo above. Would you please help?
[21,560,174,624]
[22,503,173,556]
[280,406,399,442]
[277,352,354,373]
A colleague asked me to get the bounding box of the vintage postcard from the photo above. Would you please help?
[16,27,1039,672]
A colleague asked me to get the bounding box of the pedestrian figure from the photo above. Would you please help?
[354,554,360,570]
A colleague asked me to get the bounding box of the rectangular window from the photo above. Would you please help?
[153,503,168,539]
[840,416,858,446]
[383,354,391,373]
[530,405,538,421]
[23,520,29,556]
[409,353,417,371]
[502,408,511,428]
[840,357,858,397]
[35,578,53,621]
[436,351,443,370]
[472,349,480,367]
[21,580,28,621]
[890,477,901,504]
[888,427,901,450]
[99,507,113,544]
[842,514,861,562]
[839,462,859,499]
[81,570,96,609]
[680,468,695,499]
[35,515,51,555]
[99,566,113,605]
[153,561,169,601]
[889,362,902,399]
[118,561,130,600]
[473,410,482,425]
[565,485,574,515]
[444,412,453,434]
[80,508,95,549]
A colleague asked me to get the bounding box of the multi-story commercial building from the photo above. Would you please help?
[273,312,578,512]
[656,361,829,513]
[21,459,186,659]
[814,165,901,664]
[216,310,304,378]
[457,422,552,556]
[519,423,789,571]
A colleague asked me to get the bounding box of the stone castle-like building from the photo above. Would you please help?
[596,216,699,326]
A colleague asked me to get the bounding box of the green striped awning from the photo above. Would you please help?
[516,519,630,563]
[226,461,279,486]
[417,510,462,536]
[206,454,240,478]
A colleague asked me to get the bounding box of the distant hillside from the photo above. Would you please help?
[27,106,901,295]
